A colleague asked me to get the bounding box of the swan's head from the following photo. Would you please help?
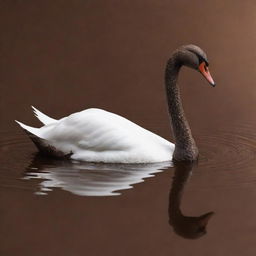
[178,44,215,87]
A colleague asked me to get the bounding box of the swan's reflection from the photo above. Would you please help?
[24,154,172,196]
[169,162,214,239]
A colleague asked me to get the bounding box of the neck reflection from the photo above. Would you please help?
[168,162,214,239]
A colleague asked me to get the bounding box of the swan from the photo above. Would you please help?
[15,45,215,163]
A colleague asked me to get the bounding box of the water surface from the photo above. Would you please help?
[1,1,256,255]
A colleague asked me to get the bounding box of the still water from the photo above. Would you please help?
[1,0,256,255]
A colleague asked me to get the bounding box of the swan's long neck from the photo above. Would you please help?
[165,54,198,161]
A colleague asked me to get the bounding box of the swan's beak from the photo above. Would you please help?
[199,62,215,87]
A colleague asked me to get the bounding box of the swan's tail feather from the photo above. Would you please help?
[15,120,72,159]
[15,120,42,137]
[31,106,57,125]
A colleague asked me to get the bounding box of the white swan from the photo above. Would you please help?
[16,45,215,163]
[16,107,174,163]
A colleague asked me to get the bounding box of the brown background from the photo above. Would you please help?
[1,0,256,131]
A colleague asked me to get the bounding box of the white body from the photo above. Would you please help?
[16,107,174,163]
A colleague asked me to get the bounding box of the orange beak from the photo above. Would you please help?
[199,62,215,87]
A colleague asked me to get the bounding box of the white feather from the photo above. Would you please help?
[15,120,42,137]
[31,106,57,125]
[16,108,175,163]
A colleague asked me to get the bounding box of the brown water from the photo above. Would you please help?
[1,0,256,255]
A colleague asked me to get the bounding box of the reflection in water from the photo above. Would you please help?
[168,162,214,239]
[24,154,172,196]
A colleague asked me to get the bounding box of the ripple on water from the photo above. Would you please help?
[193,123,256,190]
[1,123,256,195]
[24,157,172,196]
[0,130,172,196]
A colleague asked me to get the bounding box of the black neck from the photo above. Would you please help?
[165,54,198,161]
